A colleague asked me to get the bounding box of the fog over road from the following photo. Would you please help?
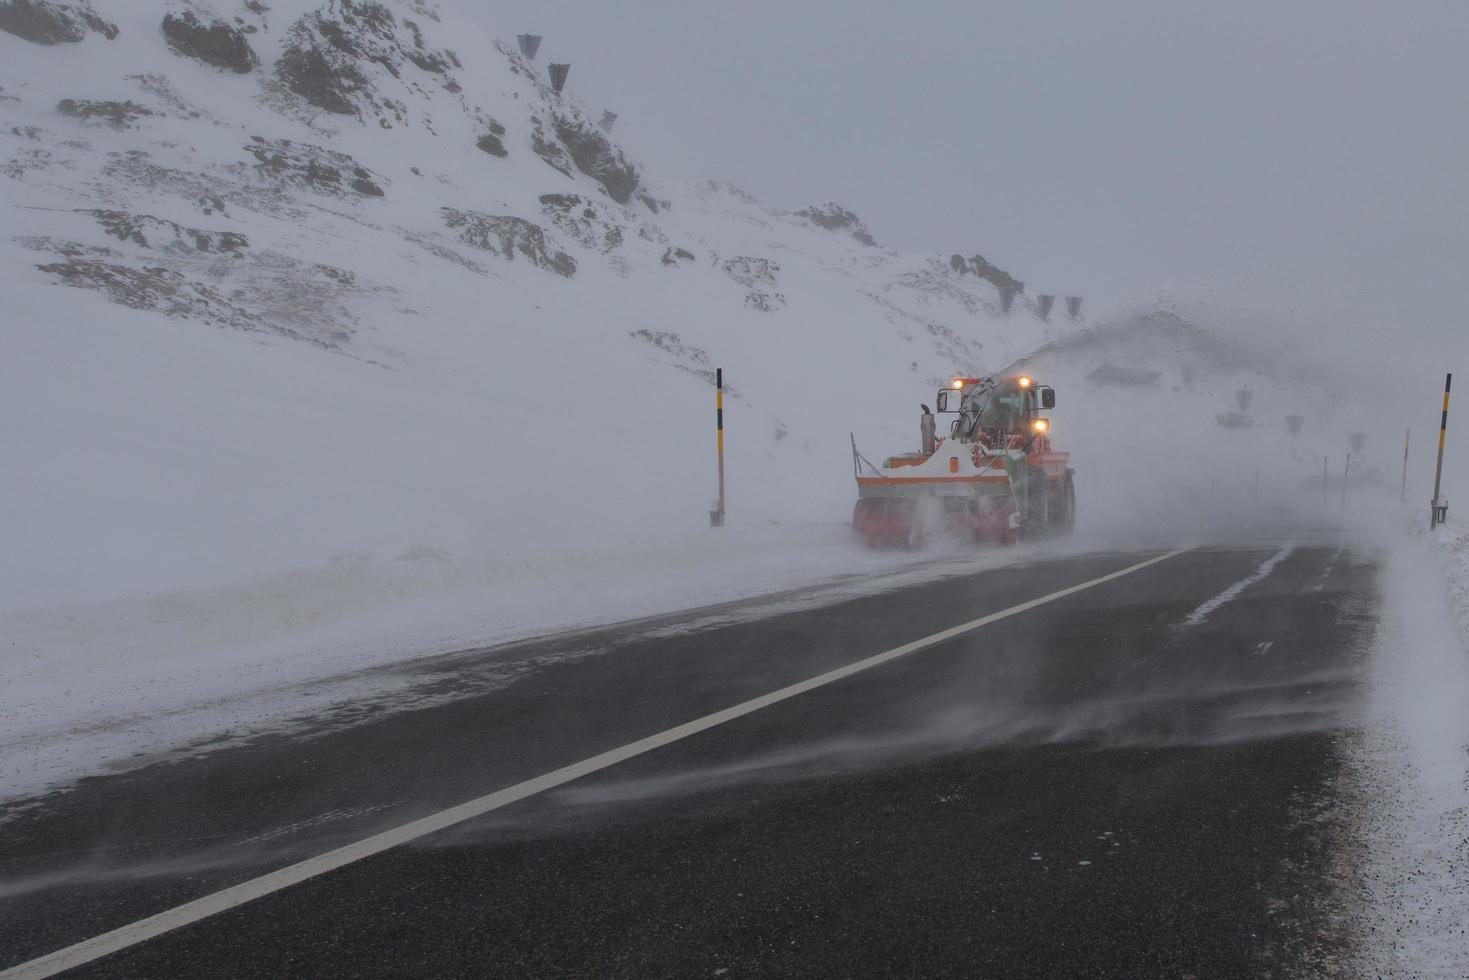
[1,536,1378,978]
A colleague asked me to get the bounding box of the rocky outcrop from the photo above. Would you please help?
[949,252,1022,292]
[87,210,249,254]
[476,120,508,157]
[246,137,385,197]
[57,99,155,128]
[274,0,460,121]
[0,0,116,45]
[795,203,878,247]
[530,117,573,178]
[441,208,576,277]
[722,256,785,311]
[629,329,731,393]
[538,193,625,252]
[162,11,258,74]
[552,114,638,204]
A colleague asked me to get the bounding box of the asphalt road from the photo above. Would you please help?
[0,538,1378,978]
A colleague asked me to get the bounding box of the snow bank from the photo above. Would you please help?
[1350,518,1469,977]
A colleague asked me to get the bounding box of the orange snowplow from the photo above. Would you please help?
[851,374,1075,547]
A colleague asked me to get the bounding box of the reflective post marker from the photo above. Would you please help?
[711,368,726,527]
[1431,373,1452,529]
[1342,453,1350,506]
[1402,428,1410,503]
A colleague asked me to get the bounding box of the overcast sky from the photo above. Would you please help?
[463,1,1467,367]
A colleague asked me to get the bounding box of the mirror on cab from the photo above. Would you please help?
[1041,387,1056,409]
[936,390,950,413]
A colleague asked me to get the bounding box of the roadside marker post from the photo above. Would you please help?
[710,368,726,527]
[1342,454,1350,506]
[1431,373,1452,529]
[1401,428,1410,503]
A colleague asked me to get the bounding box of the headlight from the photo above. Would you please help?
[1032,418,1050,433]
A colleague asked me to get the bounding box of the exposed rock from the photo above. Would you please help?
[721,256,785,311]
[2,147,58,179]
[57,99,155,128]
[246,137,386,197]
[630,329,735,394]
[530,118,573,178]
[37,259,256,325]
[552,114,638,204]
[637,192,670,214]
[276,39,362,115]
[441,208,575,277]
[538,193,624,252]
[399,17,455,72]
[697,179,759,205]
[476,133,507,157]
[894,265,987,317]
[162,11,258,74]
[274,0,460,122]
[87,210,248,254]
[795,203,877,247]
[0,0,116,45]
[661,247,694,267]
[26,229,381,349]
[966,253,1022,292]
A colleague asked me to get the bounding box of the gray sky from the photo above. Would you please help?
[464,1,1469,364]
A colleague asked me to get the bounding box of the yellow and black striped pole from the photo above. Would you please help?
[1431,372,1451,529]
[711,368,726,527]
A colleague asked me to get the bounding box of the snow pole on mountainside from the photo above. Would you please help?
[1431,372,1452,529]
[1402,428,1410,503]
[711,368,726,527]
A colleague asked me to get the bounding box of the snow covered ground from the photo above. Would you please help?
[1348,515,1469,977]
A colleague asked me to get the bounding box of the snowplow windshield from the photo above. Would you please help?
[965,381,1029,433]
[978,391,1025,432]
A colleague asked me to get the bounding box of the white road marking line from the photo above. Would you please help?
[1,549,1188,980]
[1181,544,1295,627]
[1311,543,1345,593]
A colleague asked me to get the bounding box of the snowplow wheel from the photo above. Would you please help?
[1058,474,1076,533]
[1022,472,1049,541]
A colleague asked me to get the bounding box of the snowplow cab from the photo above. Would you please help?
[937,375,1056,448]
